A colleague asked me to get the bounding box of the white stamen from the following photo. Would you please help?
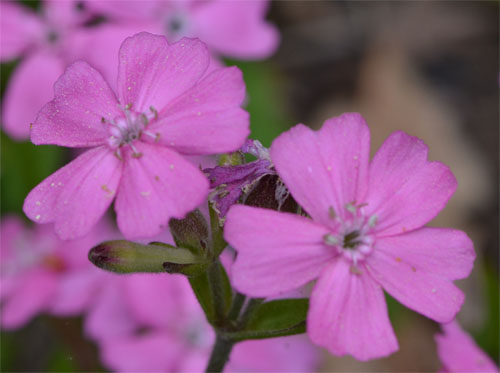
[323,233,340,246]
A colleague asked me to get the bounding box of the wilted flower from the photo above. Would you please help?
[225,113,475,360]
[205,140,279,218]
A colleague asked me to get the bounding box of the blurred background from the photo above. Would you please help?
[1,0,498,371]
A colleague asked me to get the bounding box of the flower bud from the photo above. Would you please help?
[88,240,202,274]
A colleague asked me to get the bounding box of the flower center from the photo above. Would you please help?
[164,12,190,40]
[103,106,159,159]
[3,235,62,277]
[323,202,377,266]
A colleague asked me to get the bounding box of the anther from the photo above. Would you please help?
[150,106,158,120]
[328,206,336,219]
[345,202,357,214]
[368,215,378,228]
[323,233,340,246]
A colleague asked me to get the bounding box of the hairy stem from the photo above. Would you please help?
[205,334,234,373]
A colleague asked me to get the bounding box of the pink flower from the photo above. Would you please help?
[23,32,249,240]
[435,321,499,372]
[0,0,93,140]
[84,273,319,372]
[224,113,475,360]
[85,0,279,60]
[0,215,109,329]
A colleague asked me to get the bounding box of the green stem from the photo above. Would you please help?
[207,261,225,325]
[205,334,234,373]
[227,292,246,321]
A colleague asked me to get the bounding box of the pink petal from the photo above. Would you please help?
[191,0,279,59]
[73,24,145,90]
[307,260,398,361]
[85,0,163,22]
[43,0,92,28]
[435,321,499,373]
[122,274,186,328]
[1,269,57,330]
[365,131,457,237]
[270,113,370,228]
[0,215,25,264]
[31,61,121,147]
[115,142,208,238]
[177,351,212,373]
[100,332,182,373]
[50,268,102,316]
[23,146,123,240]
[151,66,249,155]
[229,335,320,372]
[84,275,137,342]
[225,205,333,297]
[366,230,471,323]
[2,52,63,140]
[117,33,209,113]
[0,1,43,61]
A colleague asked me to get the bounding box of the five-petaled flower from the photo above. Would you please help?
[224,113,475,360]
[85,0,279,60]
[24,32,249,240]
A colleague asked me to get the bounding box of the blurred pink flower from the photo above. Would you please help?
[85,0,279,60]
[224,113,476,361]
[0,215,110,329]
[0,0,94,140]
[435,321,499,372]
[84,273,319,372]
[23,32,249,240]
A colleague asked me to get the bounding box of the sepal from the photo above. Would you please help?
[169,209,209,255]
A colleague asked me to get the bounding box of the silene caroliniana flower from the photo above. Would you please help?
[0,215,108,329]
[0,0,94,140]
[84,273,319,372]
[23,32,249,240]
[84,0,279,60]
[435,321,499,372]
[224,113,475,360]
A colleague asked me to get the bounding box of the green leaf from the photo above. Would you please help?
[246,298,309,331]
[222,322,306,341]
[225,298,309,341]
[88,240,204,274]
